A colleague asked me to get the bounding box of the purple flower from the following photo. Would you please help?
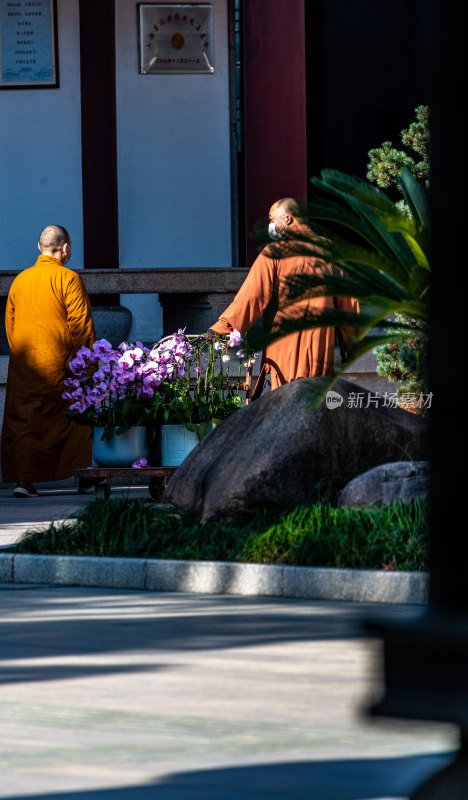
[228,329,242,347]
[92,339,113,355]
[69,356,87,374]
[132,457,148,469]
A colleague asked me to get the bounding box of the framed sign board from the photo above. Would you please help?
[138,4,214,74]
[0,0,58,89]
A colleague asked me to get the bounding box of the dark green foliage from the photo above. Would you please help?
[12,493,428,572]
[366,105,430,194]
[366,106,430,403]
[375,314,429,401]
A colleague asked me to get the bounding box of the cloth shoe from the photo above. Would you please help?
[13,486,39,498]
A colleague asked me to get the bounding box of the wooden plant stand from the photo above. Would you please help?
[75,467,177,500]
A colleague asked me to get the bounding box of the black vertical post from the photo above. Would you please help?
[427,2,463,613]
[369,3,467,796]
[79,0,119,304]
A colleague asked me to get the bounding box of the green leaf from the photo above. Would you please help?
[64,410,95,427]
[197,422,213,440]
[116,424,133,436]
[102,424,116,441]
[398,167,430,230]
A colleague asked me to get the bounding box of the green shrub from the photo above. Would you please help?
[366,105,430,404]
[12,495,428,572]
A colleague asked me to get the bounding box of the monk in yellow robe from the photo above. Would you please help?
[210,197,360,392]
[1,225,96,497]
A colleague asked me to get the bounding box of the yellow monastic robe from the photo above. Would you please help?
[1,255,96,483]
[210,223,360,389]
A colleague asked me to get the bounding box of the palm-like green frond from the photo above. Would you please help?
[278,271,412,306]
[245,169,430,408]
[247,306,411,353]
[314,170,397,215]
[309,172,420,285]
[399,166,430,230]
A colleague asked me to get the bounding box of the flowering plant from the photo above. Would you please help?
[153,328,254,439]
[63,338,164,440]
[63,330,253,441]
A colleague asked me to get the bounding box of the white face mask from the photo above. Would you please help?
[268,221,283,241]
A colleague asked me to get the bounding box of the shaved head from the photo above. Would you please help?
[270,197,304,222]
[39,225,70,251]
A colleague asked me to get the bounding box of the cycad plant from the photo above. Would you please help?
[366,105,430,404]
[245,167,430,407]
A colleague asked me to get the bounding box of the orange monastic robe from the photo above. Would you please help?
[1,255,96,483]
[211,224,359,389]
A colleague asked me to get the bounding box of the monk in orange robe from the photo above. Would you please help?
[1,225,96,497]
[210,197,360,392]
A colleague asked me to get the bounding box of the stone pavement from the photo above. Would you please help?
[0,586,457,800]
[0,483,150,549]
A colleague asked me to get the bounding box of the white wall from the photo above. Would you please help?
[0,0,84,270]
[115,0,232,341]
[0,0,233,342]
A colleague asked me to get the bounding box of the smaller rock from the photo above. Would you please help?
[339,461,429,508]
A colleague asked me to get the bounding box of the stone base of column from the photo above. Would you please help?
[159,292,236,336]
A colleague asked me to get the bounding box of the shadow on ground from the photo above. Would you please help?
[0,588,422,684]
[0,753,455,800]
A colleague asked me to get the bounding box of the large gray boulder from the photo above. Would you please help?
[164,377,428,520]
[339,461,429,508]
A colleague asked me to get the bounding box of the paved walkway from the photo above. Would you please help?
[0,482,150,549]
[0,586,456,800]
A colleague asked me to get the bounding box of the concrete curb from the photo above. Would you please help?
[0,553,428,604]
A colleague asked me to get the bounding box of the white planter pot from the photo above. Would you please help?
[160,424,200,467]
[93,426,149,467]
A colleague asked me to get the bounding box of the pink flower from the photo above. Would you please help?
[119,348,143,367]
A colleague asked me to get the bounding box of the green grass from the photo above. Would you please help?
[11,492,428,572]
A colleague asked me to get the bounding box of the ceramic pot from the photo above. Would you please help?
[93,426,149,467]
[160,424,199,467]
